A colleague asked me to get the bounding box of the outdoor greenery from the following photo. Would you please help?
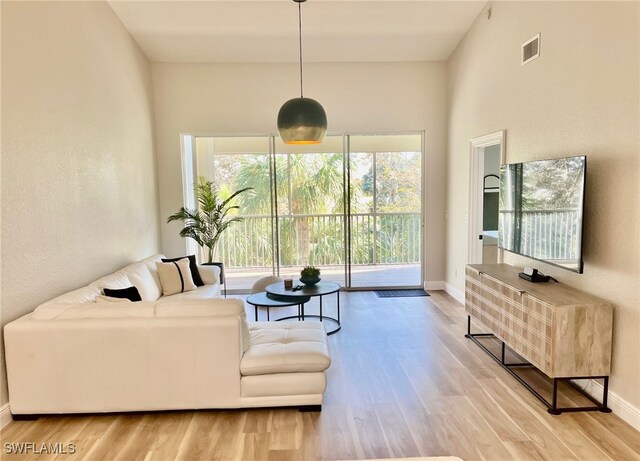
[201,151,422,268]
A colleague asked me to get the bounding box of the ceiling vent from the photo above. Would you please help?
[521,33,540,66]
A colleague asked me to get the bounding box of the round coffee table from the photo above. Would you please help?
[265,281,341,335]
[245,292,310,322]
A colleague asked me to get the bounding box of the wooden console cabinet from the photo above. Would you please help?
[465,263,613,413]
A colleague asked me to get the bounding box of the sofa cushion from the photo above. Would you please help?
[119,262,162,301]
[56,303,156,319]
[241,322,331,376]
[140,254,165,293]
[156,259,196,296]
[156,298,251,352]
[155,284,220,303]
[95,295,132,304]
[38,286,100,307]
[155,298,241,317]
[33,301,156,319]
[241,372,327,398]
[162,255,204,287]
[89,272,133,292]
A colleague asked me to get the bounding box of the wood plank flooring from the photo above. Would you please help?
[1,291,638,460]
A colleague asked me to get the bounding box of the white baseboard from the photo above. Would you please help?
[573,379,640,431]
[444,282,465,304]
[424,281,444,291]
[0,403,11,429]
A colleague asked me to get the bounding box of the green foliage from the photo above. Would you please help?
[203,149,421,268]
[167,176,252,263]
[522,157,584,210]
[300,266,321,277]
[364,152,422,213]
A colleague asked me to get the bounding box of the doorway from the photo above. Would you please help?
[468,131,506,265]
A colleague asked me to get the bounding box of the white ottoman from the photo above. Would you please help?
[240,321,331,409]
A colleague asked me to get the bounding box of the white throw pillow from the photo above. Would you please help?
[156,259,197,296]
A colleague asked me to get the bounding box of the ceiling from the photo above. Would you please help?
[108,1,486,63]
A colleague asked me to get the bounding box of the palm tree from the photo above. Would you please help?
[167,176,252,263]
[231,152,363,266]
[234,155,286,215]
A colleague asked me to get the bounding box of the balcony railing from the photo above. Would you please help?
[499,209,581,260]
[217,212,421,269]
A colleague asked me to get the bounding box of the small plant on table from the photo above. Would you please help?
[300,266,321,286]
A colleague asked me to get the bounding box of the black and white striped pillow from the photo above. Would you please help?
[155,259,197,296]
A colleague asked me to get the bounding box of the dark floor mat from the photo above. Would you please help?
[374,289,430,298]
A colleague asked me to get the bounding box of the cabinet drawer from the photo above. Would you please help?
[519,294,553,374]
[465,269,552,375]
[465,268,505,337]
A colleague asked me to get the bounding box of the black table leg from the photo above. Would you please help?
[255,305,258,322]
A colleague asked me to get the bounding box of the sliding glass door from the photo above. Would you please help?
[183,132,423,292]
[347,134,423,288]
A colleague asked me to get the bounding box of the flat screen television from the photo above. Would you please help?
[498,155,586,273]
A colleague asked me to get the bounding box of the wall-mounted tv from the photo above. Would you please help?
[498,155,586,273]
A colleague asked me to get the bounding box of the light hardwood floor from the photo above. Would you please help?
[1,291,639,460]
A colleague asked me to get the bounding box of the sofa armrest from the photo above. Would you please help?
[198,264,220,285]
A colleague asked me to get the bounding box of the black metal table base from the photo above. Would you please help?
[465,315,611,415]
[299,314,341,335]
[270,287,341,335]
[276,307,341,335]
[256,304,304,322]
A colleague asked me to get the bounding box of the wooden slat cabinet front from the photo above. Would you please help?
[465,264,613,379]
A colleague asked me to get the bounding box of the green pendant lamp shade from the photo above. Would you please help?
[278,97,327,144]
[277,0,327,145]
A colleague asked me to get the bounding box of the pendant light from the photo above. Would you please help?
[277,0,327,144]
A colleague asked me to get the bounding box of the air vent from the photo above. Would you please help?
[521,33,540,65]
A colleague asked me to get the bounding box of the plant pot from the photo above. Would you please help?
[300,275,321,287]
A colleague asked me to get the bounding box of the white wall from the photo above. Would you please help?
[152,61,448,284]
[446,2,639,409]
[0,2,161,406]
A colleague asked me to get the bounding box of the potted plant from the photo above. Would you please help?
[167,177,252,282]
[300,265,321,286]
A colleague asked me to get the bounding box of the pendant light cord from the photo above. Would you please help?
[298,1,304,98]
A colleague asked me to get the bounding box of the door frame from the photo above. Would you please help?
[468,131,506,264]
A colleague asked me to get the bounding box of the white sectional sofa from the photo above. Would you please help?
[4,254,331,416]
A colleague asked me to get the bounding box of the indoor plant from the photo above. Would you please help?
[167,176,252,265]
[300,265,321,286]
